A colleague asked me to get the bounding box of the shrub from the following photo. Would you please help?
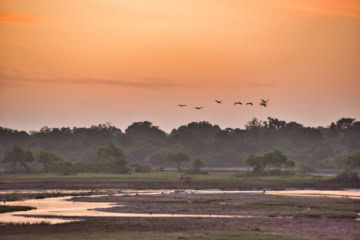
[334,170,360,183]
[130,164,152,173]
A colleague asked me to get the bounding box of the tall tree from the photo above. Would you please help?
[166,151,190,170]
[3,145,34,172]
[192,157,204,171]
[96,141,129,173]
[37,150,63,172]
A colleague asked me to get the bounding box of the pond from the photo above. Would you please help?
[1,189,359,224]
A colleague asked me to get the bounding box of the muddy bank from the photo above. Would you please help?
[1,216,359,240]
[1,190,360,239]
[74,191,360,219]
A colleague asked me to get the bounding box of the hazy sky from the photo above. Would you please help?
[1,0,359,132]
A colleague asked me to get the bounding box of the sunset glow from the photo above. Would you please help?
[1,0,359,132]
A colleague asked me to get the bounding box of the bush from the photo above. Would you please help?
[56,162,77,175]
[235,169,295,177]
[334,170,360,183]
[130,164,152,173]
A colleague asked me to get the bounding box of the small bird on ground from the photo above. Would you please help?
[246,102,253,106]
[177,104,186,107]
[234,102,242,106]
[215,100,223,104]
[195,107,204,110]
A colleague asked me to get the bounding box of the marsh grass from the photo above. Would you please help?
[0,205,35,214]
[0,230,303,240]
[0,172,341,190]
[0,221,50,226]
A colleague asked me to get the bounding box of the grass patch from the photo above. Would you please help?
[0,172,339,190]
[0,221,49,226]
[0,230,303,240]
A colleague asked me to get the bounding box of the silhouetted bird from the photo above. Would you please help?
[246,102,253,106]
[177,104,187,107]
[195,107,204,110]
[260,99,269,107]
[215,100,223,104]
[234,102,242,106]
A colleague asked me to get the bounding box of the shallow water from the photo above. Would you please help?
[1,189,359,224]
[267,190,360,199]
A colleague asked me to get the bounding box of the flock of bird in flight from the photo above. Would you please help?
[177,99,269,110]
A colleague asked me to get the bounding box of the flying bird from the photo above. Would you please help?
[246,102,253,106]
[177,104,187,107]
[195,107,204,110]
[234,102,242,106]
[215,100,223,104]
[260,99,269,107]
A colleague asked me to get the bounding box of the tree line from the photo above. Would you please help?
[0,117,359,173]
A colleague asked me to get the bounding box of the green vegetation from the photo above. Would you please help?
[0,229,303,240]
[95,141,129,173]
[1,117,359,173]
[245,149,295,176]
[0,171,356,189]
[166,151,190,171]
[3,145,34,173]
[0,205,35,214]
[334,151,360,183]
[130,164,152,173]
[192,158,205,171]
[37,150,63,172]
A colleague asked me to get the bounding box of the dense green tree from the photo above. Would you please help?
[166,151,190,170]
[2,145,34,172]
[245,154,267,173]
[245,149,294,173]
[192,158,204,171]
[344,151,360,169]
[0,117,359,172]
[263,149,288,168]
[37,150,63,172]
[96,141,129,173]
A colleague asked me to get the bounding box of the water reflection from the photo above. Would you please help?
[267,190,360,199]
[1,189,359,224]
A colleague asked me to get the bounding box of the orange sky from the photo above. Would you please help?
[0,0,359,132]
